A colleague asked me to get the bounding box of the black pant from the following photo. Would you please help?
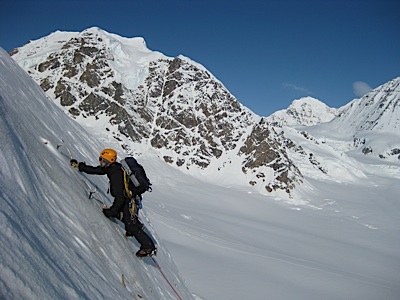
[123,202,155,249]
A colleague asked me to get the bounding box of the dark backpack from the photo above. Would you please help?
[120,157,152,198]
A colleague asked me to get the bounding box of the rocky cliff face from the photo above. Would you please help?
[11,27,303,194]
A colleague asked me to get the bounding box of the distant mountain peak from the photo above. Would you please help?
[266,96,338,127]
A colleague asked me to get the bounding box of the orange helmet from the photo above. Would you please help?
[99,148,117,164]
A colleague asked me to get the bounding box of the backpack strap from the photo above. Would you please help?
[122,169,133,198]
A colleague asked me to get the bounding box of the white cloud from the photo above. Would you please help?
[353,81,372,97]
[282,82,313,95]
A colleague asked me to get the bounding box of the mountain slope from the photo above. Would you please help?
[0,48,194,300]
[332,77,400,133]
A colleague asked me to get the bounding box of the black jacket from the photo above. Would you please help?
[78,160,155,249]
[79,162,126,217]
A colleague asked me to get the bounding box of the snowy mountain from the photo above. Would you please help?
[327,78,400,159]
[266,96,338,127]
[287,77,400,177]
[11,27,400,197]
[2,39,400,300]
[10,27,302,195]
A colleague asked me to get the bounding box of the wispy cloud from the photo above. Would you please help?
[352,81,372,97]
[282,82,313,95]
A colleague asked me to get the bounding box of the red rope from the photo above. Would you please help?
[151,257,183,300]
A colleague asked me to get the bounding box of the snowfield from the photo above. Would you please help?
[1,48,400,299]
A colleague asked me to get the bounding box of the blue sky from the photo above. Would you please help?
[1,0,399,116]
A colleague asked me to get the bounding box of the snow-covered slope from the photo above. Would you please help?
[332,77,400,133]
[0,48,194,300]
[1,46,400,300]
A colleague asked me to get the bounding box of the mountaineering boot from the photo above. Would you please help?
[136,247,157,257]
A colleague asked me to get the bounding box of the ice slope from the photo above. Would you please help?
[0,48,194,300]
[1,46,400,300]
